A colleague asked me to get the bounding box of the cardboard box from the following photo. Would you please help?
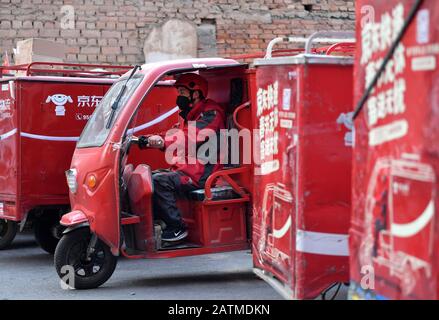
[14,38,67,66]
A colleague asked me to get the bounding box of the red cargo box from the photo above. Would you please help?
[349,0,439,300]
[251,32,355,299]
[0,62,131,252]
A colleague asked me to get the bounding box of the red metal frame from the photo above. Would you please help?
[121,242,249,260]
[204,167,251,201]
[228,43,356,61]
[0,62,132,78]
[324,42,356,55]
[228,49,308,61]
[232,101,251,131]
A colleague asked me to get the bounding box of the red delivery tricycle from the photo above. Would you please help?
[54,33,355,298]
[54,58,254,290]
[0,62,131,252]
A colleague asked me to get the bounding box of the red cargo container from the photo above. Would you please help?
[0,63,130,252]
[349,0,439,300]
[251,32,355,299]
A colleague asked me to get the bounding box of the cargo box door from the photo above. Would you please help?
[252,64,298,299]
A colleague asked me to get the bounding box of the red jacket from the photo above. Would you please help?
[164,99,226,187]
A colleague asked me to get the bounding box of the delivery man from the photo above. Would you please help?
[138,73,226,242]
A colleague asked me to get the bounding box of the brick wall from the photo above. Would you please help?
[0,0,355,65]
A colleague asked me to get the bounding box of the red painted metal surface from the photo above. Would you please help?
[349,0,439,300]
[0,73,116,223]
[60,210,88,226]
[191,201,247,246]
[251,52,354,299]
[126,164,154,252]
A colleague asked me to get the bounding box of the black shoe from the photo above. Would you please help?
[162,227,188,242]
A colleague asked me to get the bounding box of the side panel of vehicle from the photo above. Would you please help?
[350,0,439,300]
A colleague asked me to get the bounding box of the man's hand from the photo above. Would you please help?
[138,135,164,149]
[146,135,164,149]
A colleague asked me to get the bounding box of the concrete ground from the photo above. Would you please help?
[0,233,347,300]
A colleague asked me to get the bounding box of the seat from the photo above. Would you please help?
[189,102,250,202]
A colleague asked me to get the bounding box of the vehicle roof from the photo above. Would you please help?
[126,57,244,78]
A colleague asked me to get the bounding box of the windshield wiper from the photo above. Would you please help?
[106,65,142,129]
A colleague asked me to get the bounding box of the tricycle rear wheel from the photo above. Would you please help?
[54,228,117,290]
[0,220,18,250]
[34,215,63,254]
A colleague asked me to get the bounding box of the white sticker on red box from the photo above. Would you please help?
[412,56,436,71]
[417,9,430,44]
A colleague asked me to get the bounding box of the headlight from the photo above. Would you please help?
[65,169,78,194]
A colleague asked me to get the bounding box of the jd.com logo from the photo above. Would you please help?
[46,94,73,117]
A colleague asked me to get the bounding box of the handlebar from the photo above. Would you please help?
[130,135,165,150]
[130,136,140,144]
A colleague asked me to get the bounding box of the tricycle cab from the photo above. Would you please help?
[61,58,255,260]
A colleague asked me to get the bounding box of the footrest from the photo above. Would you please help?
[158,242,202,251]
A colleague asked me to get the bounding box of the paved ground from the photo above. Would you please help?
[0,233,347,300]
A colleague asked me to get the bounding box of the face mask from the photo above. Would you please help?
[176,95,191,111]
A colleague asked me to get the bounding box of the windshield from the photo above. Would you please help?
[77,74,143,148]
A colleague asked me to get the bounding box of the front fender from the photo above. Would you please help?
[60,210,89,227]
[62,222,90,235]
[59,211,119,256]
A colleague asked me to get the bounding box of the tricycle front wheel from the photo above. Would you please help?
[0,220,18,250]
[54,228,117,290]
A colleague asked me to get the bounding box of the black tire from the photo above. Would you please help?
[0,220,18,250]
[34,215,62,254]
[54,228,117,290]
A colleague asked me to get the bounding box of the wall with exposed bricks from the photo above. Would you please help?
[0,0,355,65]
